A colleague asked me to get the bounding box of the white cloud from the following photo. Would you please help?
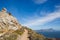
[23,11,60,27]
[33,0,47,4]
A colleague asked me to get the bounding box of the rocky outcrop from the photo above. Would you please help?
[0,8,22,37]
[0,8,21,35]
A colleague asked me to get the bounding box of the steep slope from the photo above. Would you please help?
[22,26,46,40]
[0,8,21,34]
[0,8,46,40]
[0,8,23,40]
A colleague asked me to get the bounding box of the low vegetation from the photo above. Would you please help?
[0,33,17,40]
[22,26,46,40]
[14,27,24,35]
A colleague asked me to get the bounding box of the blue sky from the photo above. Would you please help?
[0,0,60,30]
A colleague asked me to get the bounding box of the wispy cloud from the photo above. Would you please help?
[32,0,47,4]
[21,5,60,27]
[23,11,60,27]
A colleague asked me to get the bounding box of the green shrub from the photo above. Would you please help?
[14,28,24,35]
[0,33,17,40]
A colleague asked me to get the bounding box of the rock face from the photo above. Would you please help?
[0,8,46,40]
[0,8,21,37]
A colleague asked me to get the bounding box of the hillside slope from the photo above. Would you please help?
[0,8,46,40]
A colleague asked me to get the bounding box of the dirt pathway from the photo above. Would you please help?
[17,29,29,40]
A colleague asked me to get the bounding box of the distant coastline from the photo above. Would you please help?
[35,29,60,38]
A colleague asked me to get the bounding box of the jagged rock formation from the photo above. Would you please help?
[0,8,46,40]
[0,8,21,36]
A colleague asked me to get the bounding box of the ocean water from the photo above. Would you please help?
[36,31,60,38]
